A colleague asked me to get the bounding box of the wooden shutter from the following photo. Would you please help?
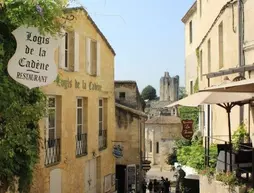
[96,41,101,76]
[74,31,79,72]
[86,37,91,74]
[58,31,65,69]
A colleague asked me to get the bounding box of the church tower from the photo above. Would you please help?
[160,72,179,102]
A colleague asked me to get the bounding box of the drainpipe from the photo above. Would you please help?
[238,0,244,124]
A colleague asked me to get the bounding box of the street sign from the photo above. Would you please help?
[142,160,151,172]
[8,26,58,89]
[181,120,194,140]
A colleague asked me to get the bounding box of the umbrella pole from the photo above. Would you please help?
[227,108,233,172]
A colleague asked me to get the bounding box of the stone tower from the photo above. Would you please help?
[160,72,179,102]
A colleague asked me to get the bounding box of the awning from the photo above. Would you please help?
[199,79,254,93]
[166,91,254,108]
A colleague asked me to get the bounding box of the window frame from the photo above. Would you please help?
[64,32,69,69]
[99,98,104,136]
[90,39,98,76]
[76,97,84,141]
[47,96,57,141]
[189,20,193,44]
[156,142,159,154]
[119,92,126,100]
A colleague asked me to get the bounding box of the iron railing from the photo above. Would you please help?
[44,138,61,166]
[205,135,254,188]
[99,130,107,150]
[76,133,87,157]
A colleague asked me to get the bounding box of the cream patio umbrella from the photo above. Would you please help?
[166,91,254,143]
[167,91,254,172]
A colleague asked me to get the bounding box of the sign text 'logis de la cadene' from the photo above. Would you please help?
[8,26,58,89]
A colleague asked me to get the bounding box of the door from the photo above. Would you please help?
[85,159,97,193]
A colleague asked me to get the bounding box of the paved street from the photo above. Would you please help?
[145,165,176,193]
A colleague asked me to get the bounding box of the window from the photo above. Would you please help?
[207,39,211,73]
[156,142,159,154]
[119,92,126,100]
[200,0,202,17]
[47,97,56,141]
[219,22,224,69]
[99,99,103,136]
[150,141,152,152]
[190,80,193,95]
[91,40,97,76]
[77,98,83,140]
[189,21,193,44]
[200,50,203,80]
[64,32,69,68]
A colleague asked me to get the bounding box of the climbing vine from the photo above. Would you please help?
[0,1,68,192]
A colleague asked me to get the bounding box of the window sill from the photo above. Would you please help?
[45,161,60,168]
[99,146,107,151]
[76,153,88,158]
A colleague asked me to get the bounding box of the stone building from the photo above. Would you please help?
[160,72,179,102]
[145,72,179,119]
[30,7,116,193]
[182,0,254,139]
[145,116,182,169]
[114,81,147,193]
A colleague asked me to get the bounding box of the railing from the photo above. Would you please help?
[76,133,87,157]
[99,130,107,150]
[44,138,61,166]
[205,135,254,188]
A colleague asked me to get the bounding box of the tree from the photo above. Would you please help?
[179,87,187,100]
[141,85,157,100]
[0,1,68,192]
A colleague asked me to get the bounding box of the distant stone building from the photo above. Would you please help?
[145,116,182,168]
[160,72,179,102]
[114,81,147,193]
[145,72,179,118]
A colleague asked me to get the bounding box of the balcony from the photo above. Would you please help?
[99,130,107,150]
[76,133,88,157]
[44,138,61,166]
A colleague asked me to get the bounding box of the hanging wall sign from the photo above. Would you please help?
[181,120,194,140]
[8,26,58,89]
[112,144,123,158]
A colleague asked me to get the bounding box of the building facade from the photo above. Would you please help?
[31,7,116,193]
[182,0,254,139]
[145,116,182,169]
[114,81,147,193]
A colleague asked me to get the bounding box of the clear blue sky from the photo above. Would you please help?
[80,0,195,92]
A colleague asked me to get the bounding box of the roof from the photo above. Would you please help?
[146,100,172,109]
[115,80,137,85]
[181,1,197,23]
[116,103,147,118]
[65,7,116,56]
[146,116,181,124]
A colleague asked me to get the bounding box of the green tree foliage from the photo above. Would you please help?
[0,1,68,192]
[176,137,217,171]
[179,87,187,99]
[141,85,157,100]
[178,106,199,130]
